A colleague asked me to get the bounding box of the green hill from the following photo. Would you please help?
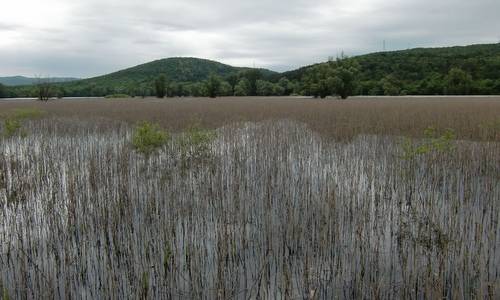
[284,43,500,95]
[94,57,275,82]
[58,57,276,97]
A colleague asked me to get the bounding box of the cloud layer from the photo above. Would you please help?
[1,0,499,77]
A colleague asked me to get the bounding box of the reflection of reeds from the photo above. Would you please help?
[0,112,499,298]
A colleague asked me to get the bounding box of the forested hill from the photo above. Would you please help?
[284,43,500,95]
[57,57,275,97]
[2,57,276,97]
[82,57,276,86]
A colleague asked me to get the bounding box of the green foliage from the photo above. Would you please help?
[381,75,401,95]
[256,80,274,96]
[204,74,221,98]
[155,74,167,98]
[104,94,131,99]
[398,211,453,255]
[1,108,45,138]
[445,68,472,95]
[234,78,251,96]
[401,127,456,160]
[141,271,149,299]
[277,77,294,96]
[132,122,169,157]
[226,74,239,95]
[178,123,216,164]
[9,108,45,119]
[0,83,5,98]
[303,55,359,99]
[239,69,262,96]
[2,284,10,300]
[218,81,233,96]
[478,118,500,140]
[163,243,173,273]
[331,56,360,99]
[303,64,333,98]
[3,119,23,138]
[285,43,500,96]
[186,82,206,97]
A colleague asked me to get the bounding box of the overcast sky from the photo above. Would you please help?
[1,0,499,78]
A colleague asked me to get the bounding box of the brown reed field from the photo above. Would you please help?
[0,96,499,299]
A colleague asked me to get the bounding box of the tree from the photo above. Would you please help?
[381,75,401,96]
[167,82,179,97]
[331,56,360,99]
[205,74,221,98]
[36,78,53,101]
[138,83,151,98]
[256,80,274,96]
[278,78,293,96]
[234,78,251,96]
[226,74,239,96]
[187,82,206,97]
[55,87,66,99]
[303,63,337,98]
[240,70,261,96]
[154,74,167,98]
[445,68,472,95]
[272,84,285,96]
[219,81,232,96]
[0,83,5,98]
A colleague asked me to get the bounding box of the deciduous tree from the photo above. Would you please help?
[154,74,167,98]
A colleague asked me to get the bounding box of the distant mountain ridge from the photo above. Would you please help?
[0,76,79,86]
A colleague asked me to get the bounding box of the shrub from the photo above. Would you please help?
[3,118,23,138]
[401,127,456,160]
[1,108,45,138]
[132,122,169,157]
[178,123,216,164]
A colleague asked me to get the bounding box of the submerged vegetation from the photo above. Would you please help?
[0,98,499,298]
[0,115,499,298]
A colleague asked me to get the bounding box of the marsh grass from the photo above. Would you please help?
[0,115,499,299]
[1,108,45,138]
[1,97,499,142]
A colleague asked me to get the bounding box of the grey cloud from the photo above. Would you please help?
[1,0,499,77]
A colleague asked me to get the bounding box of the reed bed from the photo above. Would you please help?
[1,96,499,142]
[0,115,499,299]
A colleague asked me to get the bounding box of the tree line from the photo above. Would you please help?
[2,61,497,100]
[151,69,301,98]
